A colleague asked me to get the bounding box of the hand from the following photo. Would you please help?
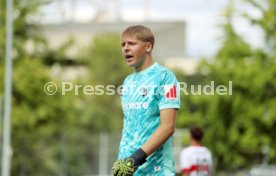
[112,148,147,176]
[112,158,137,176]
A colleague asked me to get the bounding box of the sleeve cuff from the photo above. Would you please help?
[159,104,180,110]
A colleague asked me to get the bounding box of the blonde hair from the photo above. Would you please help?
[122,25,155,48]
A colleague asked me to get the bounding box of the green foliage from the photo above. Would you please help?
[78,33,132,132]
[50,33,132,175]
[11,58,77,176]
[176,0,276,172]
[2,0,274,174]
[0,0,82,175]
[244,0,276,55]
[0,0,51,60]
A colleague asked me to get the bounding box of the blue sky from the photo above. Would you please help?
[39,0,263,59]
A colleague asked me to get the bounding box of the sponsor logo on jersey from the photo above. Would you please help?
[122,102,149,110]
[164,85,177,100]
[140,87,148,97]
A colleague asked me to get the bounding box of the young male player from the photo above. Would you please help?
[112,25,180,176]
[180,126,213,176]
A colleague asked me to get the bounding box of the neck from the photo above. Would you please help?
[191,139,202,146]
[135,56,154,72]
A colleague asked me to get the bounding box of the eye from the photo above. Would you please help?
[128,42,136,46]
[121,42,125,47]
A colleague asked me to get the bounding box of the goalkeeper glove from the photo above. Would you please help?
[112,148,147,176]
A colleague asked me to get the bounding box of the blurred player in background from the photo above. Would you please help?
[112,25,180,176]
[180,126,213,176]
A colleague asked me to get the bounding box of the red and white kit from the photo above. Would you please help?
[180,145,212,176]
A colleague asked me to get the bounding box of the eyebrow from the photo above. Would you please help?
[121,41,137,46]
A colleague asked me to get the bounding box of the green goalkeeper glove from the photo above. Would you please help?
[112,148,147,176]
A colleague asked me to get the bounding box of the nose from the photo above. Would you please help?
[123,44,129,52]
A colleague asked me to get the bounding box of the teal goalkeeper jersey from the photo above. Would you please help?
[118,62,180,176]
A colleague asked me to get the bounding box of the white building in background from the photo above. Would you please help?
[40,21,198,76]
[34,0,200,76]
[40,21,186,61]
[164,57,199,75]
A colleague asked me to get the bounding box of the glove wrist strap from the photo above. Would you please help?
[130,148,148,166]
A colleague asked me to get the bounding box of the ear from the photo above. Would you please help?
[145,42,153,53]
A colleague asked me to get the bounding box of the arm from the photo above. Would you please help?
[182,173,189,176]
[141,108,177,155]
[112,109,177,176]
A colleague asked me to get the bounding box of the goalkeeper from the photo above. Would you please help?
[112,25,180,176]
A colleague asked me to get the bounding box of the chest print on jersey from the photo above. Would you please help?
[140,87,148,97]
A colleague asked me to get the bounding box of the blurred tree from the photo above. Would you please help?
[0,0,51,62]
[78,33,131,132]
[59,33,131,175]
[1,0,131,173]
[176,0,276,172]
[0,0,81,175]
[11,58,78,176]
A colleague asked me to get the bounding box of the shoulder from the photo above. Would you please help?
[155,63,175,75]
[203,146,212,155]
[180,147,194,163]
[196,146,212,158]
[123,73,135,84]
[154,63,178,81]
[180,146,193,156]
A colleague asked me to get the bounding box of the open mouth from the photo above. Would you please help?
[125,54,133,59]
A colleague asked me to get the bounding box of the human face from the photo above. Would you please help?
[121,36,151,69]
